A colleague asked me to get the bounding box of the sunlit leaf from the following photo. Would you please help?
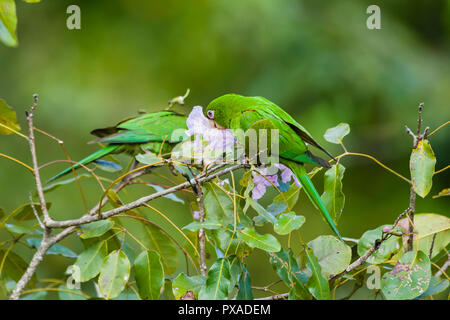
[381,250,431,300]
[98,250,131,300]
[140,224,178,276]
[0,98,20,133]
[269,249,311,299]
[79,219,114,239]
[198,258,231,300]
[273,184,300,212]
[172,273,205,300]
[274,212,305,235]
[321,163,345,223]
[0,0,17,47]
[304,246,330,300]
[27,238,77,258]
[133,250,164,300]
[237,227,281,252]
[414,213,450,259]
[323,123,350,144]
[135,152,163,165]
[357,224,402,264]
[410,139,436,198]
[73,240,107,282]
[307,235,351,278]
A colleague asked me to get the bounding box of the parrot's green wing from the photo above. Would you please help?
[48,111,188,182]
[90,111,188,144]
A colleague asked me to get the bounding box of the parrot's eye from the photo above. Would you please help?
[206,110,215,120]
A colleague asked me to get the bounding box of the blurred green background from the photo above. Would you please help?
[0,0,449,298]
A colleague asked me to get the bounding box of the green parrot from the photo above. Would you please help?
[204,94,342,240]
[48,111,188,182]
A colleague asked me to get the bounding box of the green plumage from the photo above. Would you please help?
[205,94,342,240]
[48,111,188,182]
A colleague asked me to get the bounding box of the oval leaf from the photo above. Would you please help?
[98,250,131,300]
[172,273,205,300]
[274,212,305,235]
[304,246,330,300]
[198,258,231,300]
[357,225,402,264]
[410,139,436,198]
[73,240,107,282]
[133,250,164,300]
[307,235,351,278]
[79,220,114,239]
[0,98,20,133]
[0,0,17,47]
[381,250,431,300]
[237,227,281,252]
[323,123,350,144]
[320,163,345,223]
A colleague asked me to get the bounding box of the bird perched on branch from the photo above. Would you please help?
[48,111,188,182]
[204,93,342,240]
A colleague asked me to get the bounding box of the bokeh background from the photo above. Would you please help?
[0,0,449,299]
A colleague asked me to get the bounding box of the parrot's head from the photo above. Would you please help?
[204,94,243,129]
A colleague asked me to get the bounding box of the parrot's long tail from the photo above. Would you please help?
[47,145,120,183]
[289,162,343,241]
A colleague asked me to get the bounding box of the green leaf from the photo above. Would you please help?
[320,163,345,223]
[236,265,253,300]
[417,276,449,298]
[304,246,330,300]
[0,98,20,134]
[79,219,114,239]
[0,250,29,283]
[307,235,351,278]
[12,202,52,221]
[98,250,131,300]
[198,258,231,300]
[0,0,17,47]
[203,182,234,223]
[381,250,431,300]
[4,223,38,235]
[27,238,77,258]
[274,212,305,235]
[147,184,184,204]
[133,250,164,300]
[273,184,300,212]
[172,273,205,300]
[140,224,178,276]
[323,123,350,144]
[182,221,222,232]
[357,225,402,264]
[414,213,450,259]
[57,285,86,300]
[73,240,107,282]
[246,198,277,224]
[269,249,311,299]
[23,0,42,3]
[135,152,163,165]
[237,227,281,252]
[410,139,436,198]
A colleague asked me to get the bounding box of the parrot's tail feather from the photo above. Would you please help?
[47,145,119,183]
[290,162,343,240]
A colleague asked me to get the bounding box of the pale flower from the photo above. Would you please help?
[251,163,301,200]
